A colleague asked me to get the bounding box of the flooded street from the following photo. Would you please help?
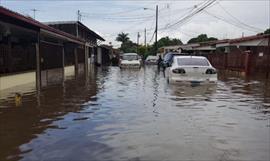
[0,66,270,161]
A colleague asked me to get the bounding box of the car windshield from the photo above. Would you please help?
[177,58,209,66]
[146,56,157,61]
[122,55,138,61]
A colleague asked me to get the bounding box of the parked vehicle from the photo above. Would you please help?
[119,53,141,69]
[165,56,217,84]
[145,55,158,65]
[161,52,181,70]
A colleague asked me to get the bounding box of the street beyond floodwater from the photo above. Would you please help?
[0,66,270,161]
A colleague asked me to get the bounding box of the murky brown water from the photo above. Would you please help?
[0,66,270,161]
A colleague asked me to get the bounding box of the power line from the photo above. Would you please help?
[81,8,143,16]
[82,4,196,43]
[80,1,160,17]
[93,1,219,45]
[217,2,263,32]
[203,10,262,33]
[148,1,208,43]
[153,1,217,43]
[83,14,155,20]
[165,0,217,30]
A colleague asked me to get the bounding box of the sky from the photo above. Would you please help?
[1,0,269,47]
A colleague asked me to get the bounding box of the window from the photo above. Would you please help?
[122,55,138,60]
[177,58,209,66]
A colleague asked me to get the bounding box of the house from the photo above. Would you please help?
[159,34,270,77]
[208,34,270,76]
[0,6,98,92]
[45,21,107,66]
[159,43,214,58]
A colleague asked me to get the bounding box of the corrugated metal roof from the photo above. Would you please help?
[0,6,85,44]
[229,34,270,43]
[45,21,105,41]
[204,34,270,45]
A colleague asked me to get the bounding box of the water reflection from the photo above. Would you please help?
[169,84,217,98]
[0,66,269,161]
[0,70,99,161]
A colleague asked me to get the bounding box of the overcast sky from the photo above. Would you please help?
[1,0,269,47]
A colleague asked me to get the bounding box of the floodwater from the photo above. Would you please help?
[0,66,270,161]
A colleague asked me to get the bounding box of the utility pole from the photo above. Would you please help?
[77,10,82,22]
[144,28,146,46]
[267,35,270,78]
[155,5,158,55]
[31,9,38,19]
[137,32,140,54]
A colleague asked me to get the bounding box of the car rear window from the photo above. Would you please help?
[122,55,138,60]
[177,58,209,66]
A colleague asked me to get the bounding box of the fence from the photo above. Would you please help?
[207,46,270,77]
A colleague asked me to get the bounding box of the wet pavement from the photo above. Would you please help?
[0,66,270,161]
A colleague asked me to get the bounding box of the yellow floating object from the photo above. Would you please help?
[15,93,22,107]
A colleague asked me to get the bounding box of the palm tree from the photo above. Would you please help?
[116,32,130,44]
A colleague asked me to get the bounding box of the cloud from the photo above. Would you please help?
[2,0,269,47]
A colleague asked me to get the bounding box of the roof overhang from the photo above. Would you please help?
[216,38,269,47]
[216,43,230,47]
[192,46,216,50]
[40,29,85,45]
[45,21,105,41]
[1,6,85,45]
[231,38,269,47]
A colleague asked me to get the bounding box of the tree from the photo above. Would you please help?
[137,45,147,57]
[115,34,183,57]
[115,32,136,53]
[264,28,270,34]
[147,36,183,55]
[187,34,218,44]
[208,37,218,41]
[156,36,183,47]
[120,40,137,53]
[115,32,130,44]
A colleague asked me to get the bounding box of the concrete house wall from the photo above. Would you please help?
[0,6,90,93]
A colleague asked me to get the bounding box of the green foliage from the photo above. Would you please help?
[115,32,136,53]
[115,33,183,57]
[120,40,137,53]
[208,37,219,41]
[264,28,270,34]
[187,34,218,44]
[156,36,183,47]
[148,36,183,55]
[137,45,147,55]
[116,32,130,43]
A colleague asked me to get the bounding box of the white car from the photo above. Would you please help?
[165,56,217,84]
[119,53,141,69]
[145,55,158,65]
